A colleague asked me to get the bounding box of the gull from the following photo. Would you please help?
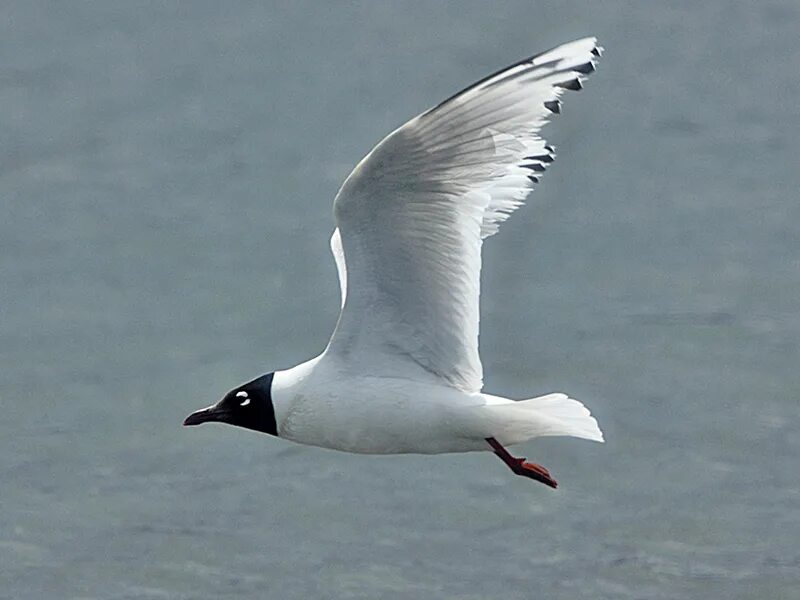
[185,37,605,488]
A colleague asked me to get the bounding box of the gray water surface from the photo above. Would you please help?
[2,2,799,599]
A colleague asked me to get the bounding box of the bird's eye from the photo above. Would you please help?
[236,390,250,406]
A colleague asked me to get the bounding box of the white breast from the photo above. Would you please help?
[271,354,490,454]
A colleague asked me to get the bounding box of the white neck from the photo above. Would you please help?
[270,354,324,429]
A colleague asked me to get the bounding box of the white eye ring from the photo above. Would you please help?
[235,390,250,406]
[239,398,250,406]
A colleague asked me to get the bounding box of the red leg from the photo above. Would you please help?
[486,437,558,488]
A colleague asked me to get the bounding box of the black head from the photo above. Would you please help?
[183,372,277,436]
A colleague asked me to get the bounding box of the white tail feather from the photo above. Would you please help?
[482,393,604,444]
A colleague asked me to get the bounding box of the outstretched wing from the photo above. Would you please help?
[326,38,602,393]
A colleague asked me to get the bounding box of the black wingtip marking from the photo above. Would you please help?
[525,154,554,163]
[428,46,567,113]
[556,78,583,91]
[591,46,603,57]
[545,144,556,152]
[521,162,546,172]
[544,100,561,114]
[527,175,540,184]
[574,62,596,74]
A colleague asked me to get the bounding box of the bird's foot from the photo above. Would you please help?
[485,437,558,488]
[510,458,558,488]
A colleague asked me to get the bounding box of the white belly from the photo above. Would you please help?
[272,359,490,454]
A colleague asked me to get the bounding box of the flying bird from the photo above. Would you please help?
[185,37,605,488]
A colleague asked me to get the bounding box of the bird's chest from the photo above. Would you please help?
[276,380,461,454]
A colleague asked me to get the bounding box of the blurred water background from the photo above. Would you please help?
[2,2,799,598]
